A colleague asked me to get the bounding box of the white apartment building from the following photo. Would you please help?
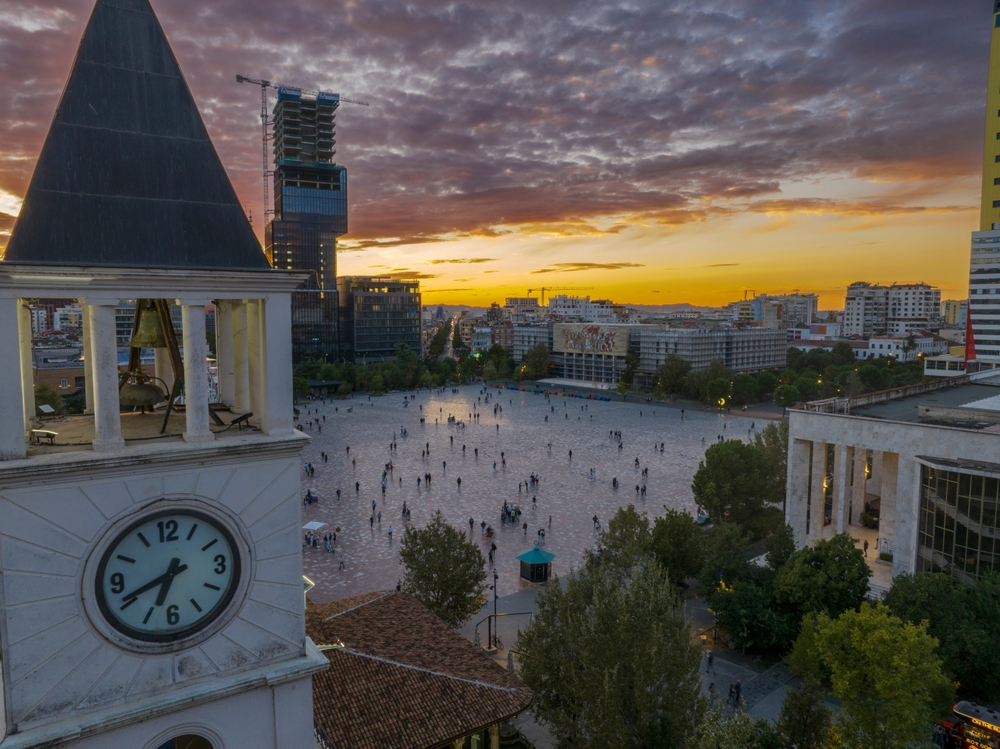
[511,323,553,362]
[547,295,637,323]
[969,229,1000,362]
[866,334,948,362]
[843,282,940,337]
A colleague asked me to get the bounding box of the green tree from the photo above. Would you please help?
[705,378,731,407]
[815,602,951,749]
[482,361,499,381]
[765,523,796,571]
[691,440,781,539]
[711,565,797,652]
[731,374,758,405]
[773,533,871,619]
[336,381,353,397]
[521,343,551,380]
[776,683,832,749]
[622,349,640,386]
[830,342,856,367]
[885,572,1000,703]
[596,505,653,578]
[292,376,310,399]
[756,371,779,399]
[518,561,704,749]
[773,384,800,409]
[698,522,751,593]
[452,326,468,353]
[752,419,789,509]
[34,384,62,416]
[653,354,691,396]
[694,706,779,749]
[427,319,452,358]
[651,509,705,584]
[398,511,487,627]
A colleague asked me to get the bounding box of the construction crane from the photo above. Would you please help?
[235,74,369,226]
[526,287,594,306]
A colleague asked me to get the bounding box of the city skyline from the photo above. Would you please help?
[0,0,993,307]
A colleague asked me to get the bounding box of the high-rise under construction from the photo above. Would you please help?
[265,86,347,363]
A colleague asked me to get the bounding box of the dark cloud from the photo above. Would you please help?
[531,262,645,274]
[704,263,739,267]
[0,0,992,251]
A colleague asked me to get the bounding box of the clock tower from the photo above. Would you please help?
[0,1,326,747]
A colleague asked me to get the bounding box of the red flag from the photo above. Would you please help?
[966,306,977,370]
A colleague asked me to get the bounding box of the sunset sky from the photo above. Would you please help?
[0,0,993,308]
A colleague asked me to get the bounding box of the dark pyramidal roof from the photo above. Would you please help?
[3,0,270,270]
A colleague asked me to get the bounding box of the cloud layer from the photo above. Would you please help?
[0,0,991,273]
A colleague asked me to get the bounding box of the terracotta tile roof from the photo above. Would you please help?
[307,591,532,749]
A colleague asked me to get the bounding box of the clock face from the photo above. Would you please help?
[94,509,241,643]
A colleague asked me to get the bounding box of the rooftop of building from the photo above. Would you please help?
[4,0,269,271]
[307,590,532,749]
[806,371,1000,430]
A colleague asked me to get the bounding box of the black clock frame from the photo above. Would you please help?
[94,508,242,643]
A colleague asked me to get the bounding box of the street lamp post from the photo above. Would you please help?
[492,567,499,649]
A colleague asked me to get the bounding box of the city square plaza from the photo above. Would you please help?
[296,384,778,601]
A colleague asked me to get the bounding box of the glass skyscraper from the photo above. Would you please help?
[264,87,347,363]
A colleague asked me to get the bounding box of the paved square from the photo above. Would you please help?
[298,385,760,601]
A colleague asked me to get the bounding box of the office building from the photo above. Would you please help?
[265,86,347,363]
[785,371,1000,586]
[511,323,553,362]
[337,276,421,362]
[633,327,787,382]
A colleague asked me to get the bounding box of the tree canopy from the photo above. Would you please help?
[691,439,782,539]
[398,511,487,627]
[518,559,703,749]
[773,533,872,619]
[651,509,705,584]
[814,603,951,749]
[885,572,1000,703]
[520,343,551,380]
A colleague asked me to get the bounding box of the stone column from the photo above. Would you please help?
[786,438,812,547]
[181,302,214,444]
[880,451,899,559]
[17,300,34,431]
[452,739,464,749]
[81,301,95,414]
[247,299,263,425]
[892,454,920,577]
[232,301,250,412]
[490,724,500,749]
[808,441,827,541]
[852,447,868,526]
[216,300,234,406]
[261,294,294,436]
[832,444,850,534]
[88,302,125,452]
[0,298,27,460]
[868,450,883,496]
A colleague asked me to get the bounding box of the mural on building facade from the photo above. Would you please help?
[554,324,628,355]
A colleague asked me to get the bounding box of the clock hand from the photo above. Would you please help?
[120,558,188,605]
[154,557,186,606]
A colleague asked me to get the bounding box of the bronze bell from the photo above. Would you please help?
[120,380,165,408]
[129,300,168,348]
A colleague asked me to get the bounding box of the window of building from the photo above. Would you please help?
[74,376,85,388]
[60,379,68,389]
[993,200,1000,208]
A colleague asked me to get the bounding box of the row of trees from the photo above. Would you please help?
[651,343,925,407]
[517,506,953,749]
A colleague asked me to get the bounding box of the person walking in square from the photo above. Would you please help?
[863,539,869,557]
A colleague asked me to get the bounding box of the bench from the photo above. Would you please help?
[30,430,57,445]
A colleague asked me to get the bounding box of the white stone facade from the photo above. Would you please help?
[0,265,325,748]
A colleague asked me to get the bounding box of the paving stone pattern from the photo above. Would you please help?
[297,385,759,601]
